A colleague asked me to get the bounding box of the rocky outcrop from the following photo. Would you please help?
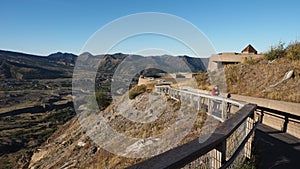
[269,70,294,88]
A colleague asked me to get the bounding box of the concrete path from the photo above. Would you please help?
[253,124,300,169]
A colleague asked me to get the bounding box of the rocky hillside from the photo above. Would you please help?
[179,55,208,72]
[28,88,218,169]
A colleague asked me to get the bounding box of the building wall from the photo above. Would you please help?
[208,53,264,71]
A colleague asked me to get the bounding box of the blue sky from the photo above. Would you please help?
[1,0,300,56]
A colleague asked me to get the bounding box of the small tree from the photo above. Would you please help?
[265,42,286,60]
[286,41,300,60]
[129,85,146,100]
[95,90,111,110]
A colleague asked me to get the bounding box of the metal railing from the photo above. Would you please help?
[155,85,245,122]
[127,86,258,169]
[255,106,300,138]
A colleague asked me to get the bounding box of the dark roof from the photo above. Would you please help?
[241,44,257,54]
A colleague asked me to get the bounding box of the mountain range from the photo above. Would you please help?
[0,50,209,80]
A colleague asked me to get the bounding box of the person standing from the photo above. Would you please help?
[212,86,219,96]
[211,86,220,113]
[226,93,232,113]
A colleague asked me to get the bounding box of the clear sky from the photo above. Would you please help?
[1,0,300,56]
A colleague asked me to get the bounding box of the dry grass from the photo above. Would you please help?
[225,57,300,102]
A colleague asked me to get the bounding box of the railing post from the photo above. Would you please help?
[200,97,205,110]
[217,141,227,166]
[245,117,254,159]
[198,96,202,110]
[259,109,264,123]
[208,99,212,115]
[197,96,201,110]
[221,100,227,121]
[210,149,222,169]
[283,116,288,132]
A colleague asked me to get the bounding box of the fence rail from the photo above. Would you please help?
[255,106,300,138]
[155,85,245,122]
[127,86,258,169]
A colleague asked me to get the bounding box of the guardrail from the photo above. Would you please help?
[155,85,245,122]
[255,106,300,138]
[127,85,258,169]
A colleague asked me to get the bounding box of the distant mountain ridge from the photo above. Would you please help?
[0,50,76,79]
[0,50,77,64]
[48,52,77,64]
[0,50,208,80]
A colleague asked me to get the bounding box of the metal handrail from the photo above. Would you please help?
[155,85,245,108]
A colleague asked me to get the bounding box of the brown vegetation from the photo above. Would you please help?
[226,54,300,103]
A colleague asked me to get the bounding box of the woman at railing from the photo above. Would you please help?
[211,86,220,113]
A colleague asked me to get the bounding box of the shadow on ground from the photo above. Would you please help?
[253,124,300,169]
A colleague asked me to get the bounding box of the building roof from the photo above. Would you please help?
[241,44,257,54]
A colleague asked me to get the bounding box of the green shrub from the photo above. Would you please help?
[286,41,300,60]
[129,91,138,100]
[265,42,286,60]
[244,57,257,65]
[95,90,111,110]
[129,85,146,100]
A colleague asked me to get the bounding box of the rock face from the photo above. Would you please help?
[270,70,294,88]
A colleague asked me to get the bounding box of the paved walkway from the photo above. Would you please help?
[253,124,300,169]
